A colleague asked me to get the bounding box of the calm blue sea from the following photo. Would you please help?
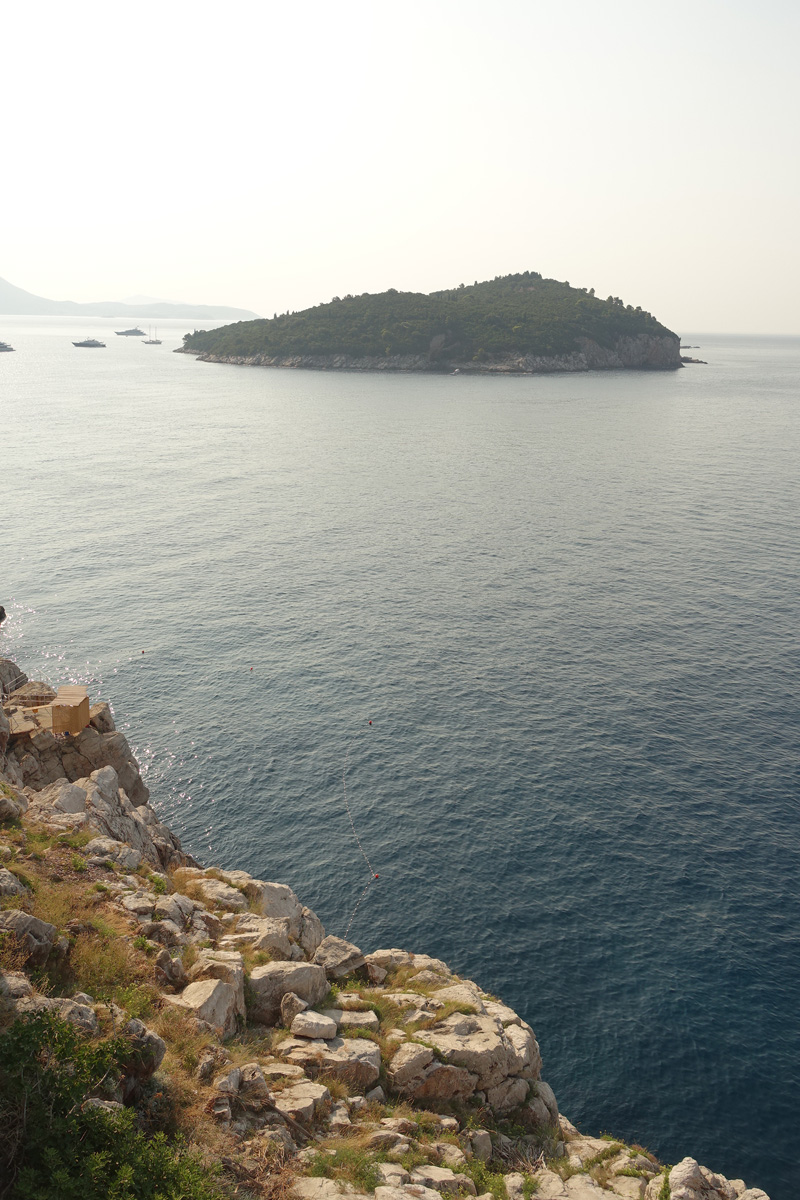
[2,318,798,1197]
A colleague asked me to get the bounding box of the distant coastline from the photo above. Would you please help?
[0,274,258,321]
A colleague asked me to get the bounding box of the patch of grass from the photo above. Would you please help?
[658,1168,671,1199]
[68,928,150,1003]
[0,931,28,973]
[616,1167,647,1178]
[458,1159,510,1200]
[316,1072,350,1101]
[150,875,167,894]
[584,1143,623,1168]
[70,854,87,873]
[8,865,35,891]
[93,881,110,894]
[306,1144,382,1190]
[116,982,159,1019]
[133,935,154,953]
[58,830,92,850]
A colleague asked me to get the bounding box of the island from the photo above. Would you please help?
[177,272,681,374]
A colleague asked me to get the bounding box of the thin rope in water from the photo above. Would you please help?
[342,724,379,939]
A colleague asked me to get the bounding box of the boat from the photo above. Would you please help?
[143,326,162,345]
[73,338,106,348]
[115,328,145,337]
[0,341,14,352]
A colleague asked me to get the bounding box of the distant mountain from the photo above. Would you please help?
[180,271,680,373]
[0,276,258,320]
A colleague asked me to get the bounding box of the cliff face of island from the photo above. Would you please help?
[177,273,682,376]
[182,333,680,376]
[0,655,768,1200]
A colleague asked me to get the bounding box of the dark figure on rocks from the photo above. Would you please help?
[0,606,6,625]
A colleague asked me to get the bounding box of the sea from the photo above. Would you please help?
[1,316,798,1198]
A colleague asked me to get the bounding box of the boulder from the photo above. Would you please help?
[0,868,28,897]
[421,1012,518,1089]
[409,1062,479,1101]
[388,1041,435,1087]
[291,1010,338,1039]
[190,877,248,912]
[278,1035,381,1089]
[188,950,246,1020]
[281,992,309,1026]
[314,935,366,978]
[120,1018,167,1097]
[223,912,295,958]
[165,978,239,1038]
[0,910,59,965]
[12,994,98,1035]
[84,836,141,870]
[272,1079,330,1125]
[248,961,328,1024]
[299,906,325,956]
[410,1165,477,1196]
[89,702,116,733]
[239,1061,272,1107]
[485,1076,529,1112]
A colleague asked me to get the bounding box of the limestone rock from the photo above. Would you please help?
[188,950,246,1020]
[281,991,309,1026]
[166,977,239,1038]
[485,1076,529,1112]
[248,961,328,1024]
[421,1012,518,1090]
[223,912,295,958]
[387,1041,434,1087]
[89,702,116,733]
[120,1018,167,1097]
[84,836,141,870]
[470,1130,493,1162]
[13,994,98,1035]
[0,868,28,897]
[291,1010,338,1039]
[0,909,59,965]
[273,1079,330,1125]
[299,905,325,956]
[0,969,34,1001]
[410,1165,477,1196]
[191,876,248,912]
[314,935,366,979]
[279,1034,381,1089]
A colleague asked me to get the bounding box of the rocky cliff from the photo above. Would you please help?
[0,656,769,1200]
[178,333,681,375]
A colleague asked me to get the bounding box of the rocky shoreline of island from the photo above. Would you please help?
[0,654,769,1199]
[175,333,682,376]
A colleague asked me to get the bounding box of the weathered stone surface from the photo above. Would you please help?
[485,1076,529,1112]
[505,1022,541,1075]
[421,1012,518,1090]
[166,978,239,1038]
[375,1188,441,1200]
[0,969,33,1001]
[214,1067,242,1094]
[89,702,116,733]
[13,994,98,1035]
[314,935,366,979]
[0,909,58,965]
[470,1130,493,1162]
[293,1180,359,1200]
[84,836,141,869]
[375,1164,410,1186]
[408,1062,479,1101]
[410,1165,477,1196]
[223,912,295,958]
[336,1007,380,1032]
[191,877,248,912]
[0,868,28,896]
[388,1041,435,1087]
[188,950,246,1020]
[273,1079,330,1125]
[279,1035,381,1088]
[291,1010,338,1039]
[281,991,309,1026]
[154,948,186,989]
[248,961,328,1024]
[121,1018,167,1089]
[299,906,325,955]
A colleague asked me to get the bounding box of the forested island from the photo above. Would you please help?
[178,272,682,374]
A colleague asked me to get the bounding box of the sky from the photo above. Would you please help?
[2,0,798,333]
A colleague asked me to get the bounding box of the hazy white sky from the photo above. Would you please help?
[3,0,798,332]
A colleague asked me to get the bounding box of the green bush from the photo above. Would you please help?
[0,1012,229,1199]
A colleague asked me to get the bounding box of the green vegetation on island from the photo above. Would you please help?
[181,272,677,365]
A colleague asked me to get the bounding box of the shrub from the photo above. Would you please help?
[0,1011,231,1198]
[70,855,86,874]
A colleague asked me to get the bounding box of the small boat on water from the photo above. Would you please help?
[0,341,14,352]
[143,326,162,345]
[73,338,106,348]
[115,328,145,337]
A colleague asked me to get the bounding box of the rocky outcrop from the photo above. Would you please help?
[0,652,770,1199]
[180,332,681,375]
